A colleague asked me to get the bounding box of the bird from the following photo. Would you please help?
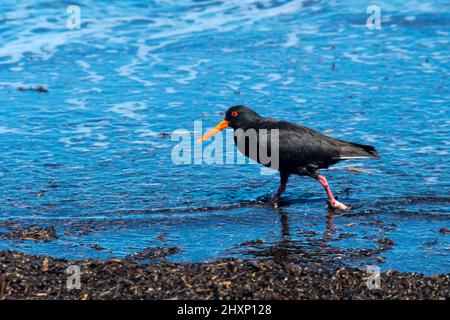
[197,105,380,210]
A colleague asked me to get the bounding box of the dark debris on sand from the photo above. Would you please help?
[124,247,180,263]
[0,251,448,300]
[18,85,48,93]
[0,225,58,242]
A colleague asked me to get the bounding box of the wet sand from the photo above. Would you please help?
[0,250,448,300]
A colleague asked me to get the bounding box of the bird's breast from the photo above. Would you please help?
[233,128,278,168]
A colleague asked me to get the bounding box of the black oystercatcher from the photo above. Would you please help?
[198,106,380,210]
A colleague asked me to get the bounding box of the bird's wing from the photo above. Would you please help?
[258,119,378,169]
[256,119,338,167]
[279,123,341,166]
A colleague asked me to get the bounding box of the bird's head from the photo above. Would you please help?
[197,105,262,142]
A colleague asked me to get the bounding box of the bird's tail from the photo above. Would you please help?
[335,142,380,160]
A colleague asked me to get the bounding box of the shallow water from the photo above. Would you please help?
[0,0,449,274]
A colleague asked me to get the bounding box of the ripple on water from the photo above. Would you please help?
[0,0,449,273]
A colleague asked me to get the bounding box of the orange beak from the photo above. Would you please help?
[197,119,229,142]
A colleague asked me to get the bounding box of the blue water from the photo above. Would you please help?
[0,0,449,274]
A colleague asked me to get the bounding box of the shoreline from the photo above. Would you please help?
[0,250,448,300]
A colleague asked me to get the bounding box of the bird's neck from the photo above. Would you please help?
[234,116,263,131]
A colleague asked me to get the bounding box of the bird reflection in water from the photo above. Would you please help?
[239,207,341,267]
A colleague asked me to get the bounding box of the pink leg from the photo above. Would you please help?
[272,183,286,203]
[315,175,351,211]
[270,173,289,208]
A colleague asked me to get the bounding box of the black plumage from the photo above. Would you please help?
[199,105,380,210]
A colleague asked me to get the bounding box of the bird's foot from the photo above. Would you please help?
[328,200,351,211]
[269,197,279,209]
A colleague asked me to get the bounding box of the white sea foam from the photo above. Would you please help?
[0,126,17,134]
[109,101,148,120]
[0,0,305,68]
[76,60,105,84]
[66,98,87,110]
[282,31,300,48]
[176,59,210,84]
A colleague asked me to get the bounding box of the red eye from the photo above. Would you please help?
[231,111,238,118]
